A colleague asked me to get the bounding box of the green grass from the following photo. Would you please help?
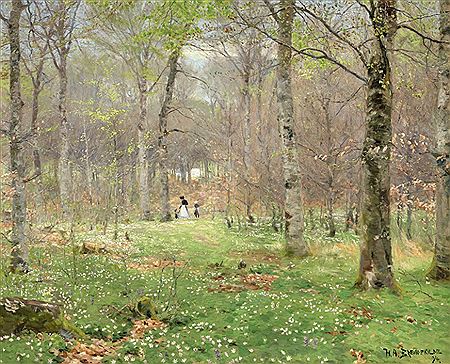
[0,219,449,364]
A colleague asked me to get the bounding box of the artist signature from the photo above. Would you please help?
[383,348,443,363]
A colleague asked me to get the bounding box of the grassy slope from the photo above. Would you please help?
[0,219,449,364]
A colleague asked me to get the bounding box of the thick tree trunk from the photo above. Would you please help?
[8,0,28,272]
[158,50,180,222]
[429,0,450,280]
[357,0,396,290]
[137,78,151,220]
[277,0,308,256]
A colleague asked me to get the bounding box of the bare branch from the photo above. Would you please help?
[234,6,367,83]
[398,24,447,44]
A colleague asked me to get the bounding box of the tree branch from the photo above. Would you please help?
[398,24,447,44]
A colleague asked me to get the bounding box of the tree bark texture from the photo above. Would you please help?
[137,77,151,220]
[277,0,309,256]
[57,44,72,218]
[242,60,253,221]
[8,0,28,272]
[357,0,397,289]
[429,0,450,280]
[158,50,180,222]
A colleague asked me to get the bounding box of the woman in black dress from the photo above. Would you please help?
[178,196,190,218]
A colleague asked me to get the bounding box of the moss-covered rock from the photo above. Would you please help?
[0,297,84,337]
[133,296,158,319]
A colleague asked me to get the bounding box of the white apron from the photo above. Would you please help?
[179,205,190,218]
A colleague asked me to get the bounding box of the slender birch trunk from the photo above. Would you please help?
[429,0,450,280]
[8,0,28,272]
[357,0,397,289]
[324,98,335,237]
[277,0,309,256]
[82,120,93,205]
[242,63,253,221]
[28,52,45,216]
[158,50,180,222]
[137,77,151,220]
[49,0,80,219]
[57,47,72,218]
[226,114,233,220]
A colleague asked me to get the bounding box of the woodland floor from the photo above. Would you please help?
[0,218,449,364]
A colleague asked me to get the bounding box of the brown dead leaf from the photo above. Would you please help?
[350,349,366,364]
[130,319,166,339]
[228,250,280,264]
[390,326,398,333]
[209,274,278,293]
[59,340,117,364]
[325,331,348,336]
[128,257,184,272]
[241,274,278,291]
[348,306,373,320]
[212,275,225,281]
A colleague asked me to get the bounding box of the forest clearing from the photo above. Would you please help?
[1,0,450,363]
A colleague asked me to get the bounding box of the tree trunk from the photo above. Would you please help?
[404,180,413,240]
[324,99,335,237]
[345,206,354,232]
[326,191,336,237]
[396,202,402,231]
[112,131,119,242]
[137,77,151,220]
[81,120,94,212]
[308,208,315,231]
[187,162,192,185]
[30,60,43,173]
[242,62,253,222]
[27,47,45,221]
[158,49,180,222]
[226,117,233,219]
[8,0,28,272]
[180,159,187,183]
[57,49,72,219]
[276,0,308,256]
[429,0,450,280]
[357,0,396,290]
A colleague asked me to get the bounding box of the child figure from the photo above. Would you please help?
[194,202,200,218]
